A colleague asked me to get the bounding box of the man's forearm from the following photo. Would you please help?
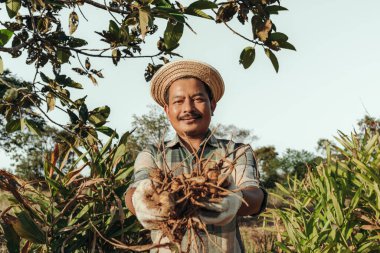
[125,187,136,215]
[237,187,264,216]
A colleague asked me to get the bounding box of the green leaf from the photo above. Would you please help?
[0,222,20,253]
[12,211,45,244]
[0,29,14,46]
[331,194,344,225]
[40,72,51,83]
[119,131,133,146]
[188,0,217,9]
[265,5,288,15]
[109,20,120,37]
[6,0,21,19]
[79,104,88,122]
[66,81,83,89]
[154,0,171,7]
[67,109,79,124]
[274,241,292,253]
[45,176,69,196]
[112,131,133,167]
[5,119,21,133]
[96,126,118,138]
[278,41,296,51]
[153,6,186,23]
[67,37,88,48]
[164,20,184,50]
[275,182,290,195]
[0,56,3,74]
[68,203,94,226]
[24,119,42,136]
[185,8,213,20]
[115,166,134,181]
[3,88,18,102]
[270,32,288,42]
[93,106,110,119]
[20,117,25,131]
[55,74,83,89]
[265,48,279,73]
[112,144,127,167]
[142,0,154,5]
[89,106,110,127]
[57,48,71,64]
[239,46,255,69]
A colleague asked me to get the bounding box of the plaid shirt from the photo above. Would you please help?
[131,131,266,253]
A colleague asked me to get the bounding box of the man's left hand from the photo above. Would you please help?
[198,174,242,226]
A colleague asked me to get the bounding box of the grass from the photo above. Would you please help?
[239,215,277,253]
[238,188,284,253]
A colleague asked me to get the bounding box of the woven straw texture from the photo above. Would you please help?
[150,60,225,107]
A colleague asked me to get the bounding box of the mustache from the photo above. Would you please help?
[178,112,202,120]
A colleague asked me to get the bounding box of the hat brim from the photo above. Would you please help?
[150,60,225,107]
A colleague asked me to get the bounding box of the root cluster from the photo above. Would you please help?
[143,147,247,253]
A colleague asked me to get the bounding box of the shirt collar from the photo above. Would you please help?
[166,130,219,149]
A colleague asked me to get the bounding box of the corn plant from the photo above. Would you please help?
[266,130,380,252]
[0,130,151,252]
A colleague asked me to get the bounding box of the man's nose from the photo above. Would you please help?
[183,98,195,112]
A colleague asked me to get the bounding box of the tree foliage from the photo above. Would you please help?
[212,123,257,144]
[254,145,280,188]
[0,0,294,79]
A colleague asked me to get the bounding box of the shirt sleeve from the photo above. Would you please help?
[232,144,268,216]
[232,144,260,189]
[129,148,158,188]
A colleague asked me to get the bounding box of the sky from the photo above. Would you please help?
[1,0,380,169]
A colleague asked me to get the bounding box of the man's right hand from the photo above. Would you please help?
[131,179,173,229]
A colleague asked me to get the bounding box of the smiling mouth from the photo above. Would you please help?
[179,114,201,121]
[180,116,201,122]
[182,117,199,120]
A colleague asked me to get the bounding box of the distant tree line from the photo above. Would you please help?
[2,100,378,188]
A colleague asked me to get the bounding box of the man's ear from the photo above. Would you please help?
[164,104,169,116]
[211,100,216,116]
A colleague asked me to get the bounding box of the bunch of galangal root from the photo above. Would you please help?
[142,145,248,253]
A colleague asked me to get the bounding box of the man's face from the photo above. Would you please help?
[164,78,216,139]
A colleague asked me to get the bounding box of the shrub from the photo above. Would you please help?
[267,130,380,252]
[0,132,150,252]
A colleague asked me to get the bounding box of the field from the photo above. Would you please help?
[0,189,276,253]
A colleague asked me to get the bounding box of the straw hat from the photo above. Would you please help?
[150,60,225,107]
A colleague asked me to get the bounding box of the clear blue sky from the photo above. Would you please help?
[1,0,380,169]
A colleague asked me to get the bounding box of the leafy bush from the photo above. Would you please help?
[267,130,380,252]
[0,131,150,252]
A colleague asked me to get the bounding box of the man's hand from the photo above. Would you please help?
[198,174,242,226]
[131,179,174,229]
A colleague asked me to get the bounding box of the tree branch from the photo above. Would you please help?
[211,9,263,46]
[54,43,164,59]
[0,41,30,54]
[221,20,256,44]
[58,0,131,15]
[103,0,122,25]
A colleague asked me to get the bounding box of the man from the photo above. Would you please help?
[125,60,267,253]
